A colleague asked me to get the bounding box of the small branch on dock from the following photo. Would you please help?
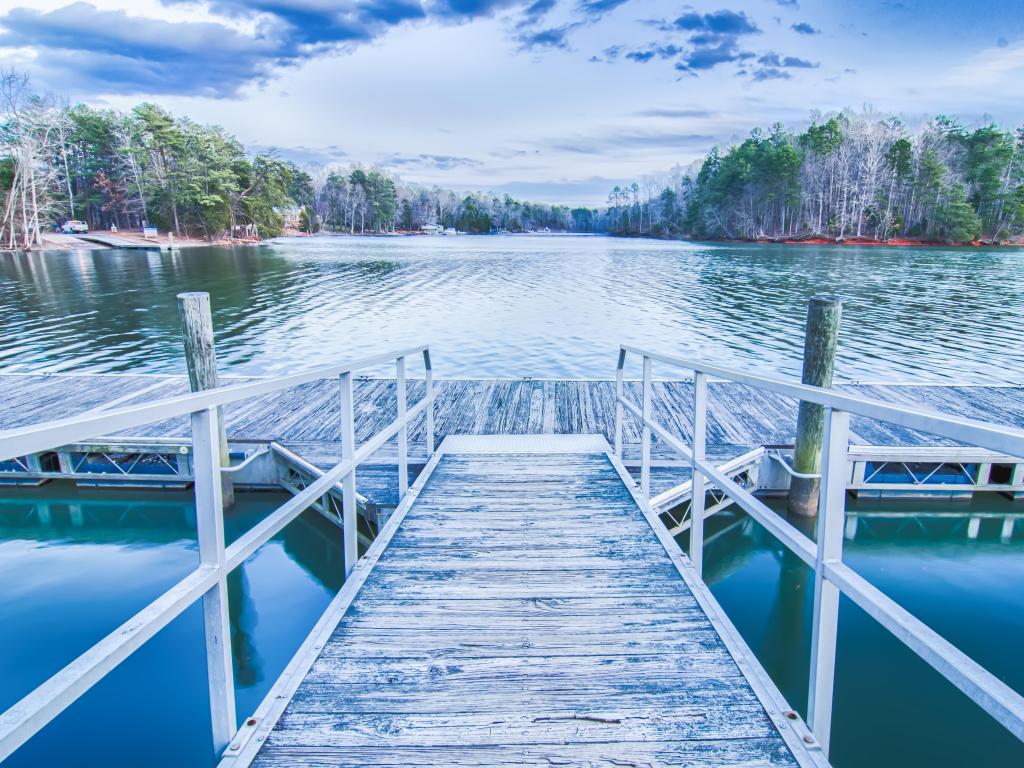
[533,714,623,724]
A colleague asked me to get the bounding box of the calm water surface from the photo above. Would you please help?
[2,235,1023,382]
[0,484,342,768]
[704,494,1024,767]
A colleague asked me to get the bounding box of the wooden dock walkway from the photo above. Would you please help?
[229,436,819,767]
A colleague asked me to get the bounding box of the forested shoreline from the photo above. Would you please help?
[607,113,1024,244]
[3,66,1023,249]
[0,70,580,249]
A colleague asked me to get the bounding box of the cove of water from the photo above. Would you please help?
[1,234,1023,382]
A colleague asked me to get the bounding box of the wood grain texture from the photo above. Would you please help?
[248,450,799,767]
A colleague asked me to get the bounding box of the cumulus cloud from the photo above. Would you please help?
[0,3,289,96]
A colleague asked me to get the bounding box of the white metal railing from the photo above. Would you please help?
[0,345,435,763]
[615,343,1024,758]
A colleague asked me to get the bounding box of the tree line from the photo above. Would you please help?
[606,112,1024,244]
[304,168,595,235]
[0,69,592,249]
[0,70,315,248]
[6,66,1020,249]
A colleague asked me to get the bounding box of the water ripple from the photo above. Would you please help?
[1,236,1022,383]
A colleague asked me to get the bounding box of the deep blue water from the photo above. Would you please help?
[703,494,1024,767]
[0,484,343,767]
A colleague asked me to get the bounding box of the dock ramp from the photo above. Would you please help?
[224,435,822,767]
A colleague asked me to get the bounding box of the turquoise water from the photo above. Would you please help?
[703,494,1024,767]
[1,235,1023,382]
[0,484,343,767]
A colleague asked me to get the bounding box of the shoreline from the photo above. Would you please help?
[608,232,1024,248]
[8,229,1024,253]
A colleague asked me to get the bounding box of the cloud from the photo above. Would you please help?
[1,0,539,96]
[772,0,799,6]
[790,21,819,35]
[667,9,760,74]
[546,130,715,154]
[517,0,557,27]
[0,2,289,96]
[248,144,349,165]
[750,67,791,81]
[384,153,483,170]
[633,107,714,118]
[518,22,581,49]
[758,52,818,68]
[577,0,631,16]
[625,44,681,62]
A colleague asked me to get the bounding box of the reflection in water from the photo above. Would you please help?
[0,484,344,768]
[228,568,262,688]
[2,236,1024,381]
[699,494,1024,768]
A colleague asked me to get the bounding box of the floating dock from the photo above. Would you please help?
[2,373,1023,509]
[71,233,169,251]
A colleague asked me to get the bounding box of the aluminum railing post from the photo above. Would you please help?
[423,349,435,457]
[641,356,652,499]
[396,356,408,499]
[689,372,708,578]
[615,348,626,457]
[191,406,236,755]
[807,406,850,757]
[339,372,358,577]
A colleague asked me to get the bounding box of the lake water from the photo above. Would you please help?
[0,484,342,768]
[2,234,1023,382]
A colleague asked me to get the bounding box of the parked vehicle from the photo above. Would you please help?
[61,220,88,234]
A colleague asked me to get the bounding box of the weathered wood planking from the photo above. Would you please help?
[248,450,802,768]
[1,373,1019,452]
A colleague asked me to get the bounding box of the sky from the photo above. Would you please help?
[1,0,1023,205]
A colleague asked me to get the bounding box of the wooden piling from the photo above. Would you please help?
[177,291,234,507]
[787,295,842,517]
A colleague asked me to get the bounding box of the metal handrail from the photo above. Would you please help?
[0,345,436,762]
[615,344,1024,758]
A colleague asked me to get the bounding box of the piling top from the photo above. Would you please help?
[177,291,211,300]
[809,293,842,306]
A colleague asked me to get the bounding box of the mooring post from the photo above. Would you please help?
[787,295,842,517]
[177,291,234,507]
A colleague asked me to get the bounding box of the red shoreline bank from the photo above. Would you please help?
[764,237,1017,247]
